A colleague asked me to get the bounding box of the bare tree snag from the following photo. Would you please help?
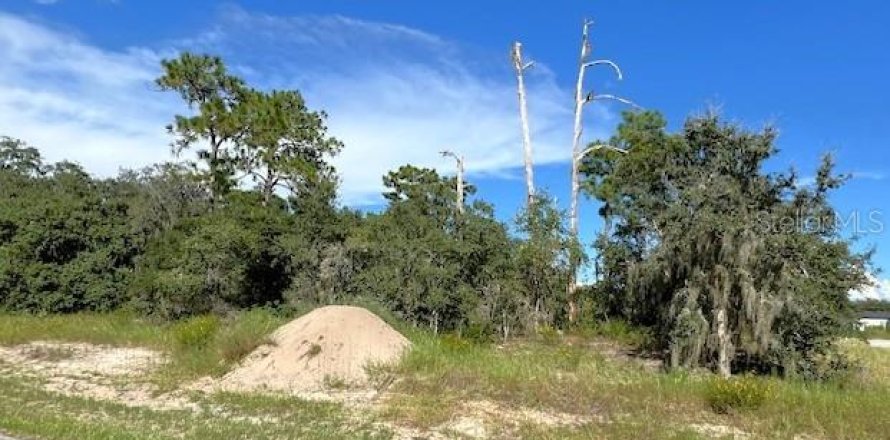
[567,19,638,323]
[441,150,465,214]
[511,41,536,206]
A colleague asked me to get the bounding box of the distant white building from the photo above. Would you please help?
[858,311,890,331]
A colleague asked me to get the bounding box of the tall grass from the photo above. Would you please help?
[0,311,168,348]
[386,331,890,439]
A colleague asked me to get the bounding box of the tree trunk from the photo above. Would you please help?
[208,134,220,211]
[511,42,535,206]
[456,155,464,215]
[501,310,509,343]
[567,21,593,324]
[715,306,732,377]
[261,168,276,207]
[596,209,613,281]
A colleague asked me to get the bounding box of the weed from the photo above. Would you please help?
[21,345,76,362]
[537,324,562,345]
[440,333,471,351]
[306,343,323,359]
[365,362,398,392]
[322,375,352,390]
[573,319,652,349]
[704,375,774,414]
[214,309,281,364]
[172,315,220,349]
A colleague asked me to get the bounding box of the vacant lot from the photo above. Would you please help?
[0,312,888,440]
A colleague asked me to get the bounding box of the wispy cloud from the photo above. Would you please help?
[850,274,890,301]
[851,171,886,181]
[181,6,621,204]
[0,12,174,176]
[798,170,886,188]
[0,7,621,205]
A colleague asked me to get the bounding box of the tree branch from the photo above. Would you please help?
[583,59,623,80]
[575,143,628,163]
[586,94,641,109]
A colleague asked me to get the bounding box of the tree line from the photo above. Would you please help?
[0,51,871,380]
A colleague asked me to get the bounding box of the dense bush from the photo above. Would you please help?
[129,195,295,319]
[582,111,869,377]
[332,167,569,337]
[0,143,144,313]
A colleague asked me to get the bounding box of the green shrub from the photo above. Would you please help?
[462,322,493,345]
[215,308,283,363]
[130,204,295,320]
[537,324,562,346]
[440,333,472,351]
[171,315,220,349]
[705,375,774,414]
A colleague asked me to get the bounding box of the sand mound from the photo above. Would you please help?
[220,305,410,392]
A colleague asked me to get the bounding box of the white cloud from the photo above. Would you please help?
[799,170,886,188]
[0,12,174,175]
[176,7,622,204]
[851,171,886,181]
[0,8,622,205]
[850,274,890,302]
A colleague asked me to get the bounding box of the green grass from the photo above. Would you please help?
[2,312,890,439]
[571,319,653,349]
[384,332,890,439]
[0,376,390,439]
[0,311,169,348]
[860,326,890,339]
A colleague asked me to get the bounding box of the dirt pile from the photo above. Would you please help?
[220,305,410,392]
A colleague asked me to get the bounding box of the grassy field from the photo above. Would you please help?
[386,333,890,439]
[860,326,890,340]
[1,311,889,439]
[0,376,389,440]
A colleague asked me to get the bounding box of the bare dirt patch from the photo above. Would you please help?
[0,341,162,377]
[0,341,195,410]
[462,400,595,428]
[688,422,750,439]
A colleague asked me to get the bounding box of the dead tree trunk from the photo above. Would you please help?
[511,41,536,206]
[569,21,593,244]
[567,19,636,323]
[440,150,465,214]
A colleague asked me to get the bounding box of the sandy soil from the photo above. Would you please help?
[867,339,890,348]
[217,305,410,393]
[0,307,721,439]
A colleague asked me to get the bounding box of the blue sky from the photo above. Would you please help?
[1,0,888,297]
